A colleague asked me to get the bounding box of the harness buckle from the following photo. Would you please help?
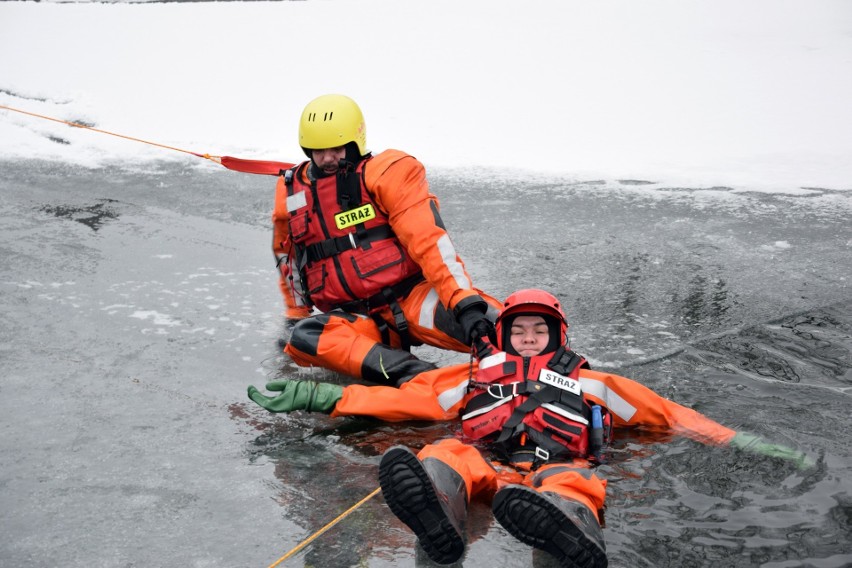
[534,447,550,461]
[347,233,357,250]
[487,381,521,399]
[487,384,503,398]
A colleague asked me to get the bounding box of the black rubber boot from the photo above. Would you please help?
[492,485,607,568]
[378,446,467,565]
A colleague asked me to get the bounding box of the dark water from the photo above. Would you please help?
[1,159,850,568]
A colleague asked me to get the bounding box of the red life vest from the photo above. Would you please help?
[284,159,423,313]
[461,347,612,463]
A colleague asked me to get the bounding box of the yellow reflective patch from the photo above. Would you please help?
[335,204,376,230]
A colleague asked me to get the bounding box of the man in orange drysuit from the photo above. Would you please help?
[272,94,500,387]
[248,289,811,567]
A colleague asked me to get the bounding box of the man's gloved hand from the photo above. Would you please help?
[455,299,496,347]
[730,431,814,470]
[247,379,343,414]
[473,336,495,359]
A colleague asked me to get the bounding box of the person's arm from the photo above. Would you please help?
[364,150,483,314]
[580,369,812,468]
[272,174,311,320]
[579,369,736,444]
[248,362,471,422]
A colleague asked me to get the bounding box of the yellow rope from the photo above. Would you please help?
[267,487,381,568]
[0,103,221,163]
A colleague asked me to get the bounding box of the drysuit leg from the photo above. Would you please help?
[527,463,607,520]
[284,312,437,386]
[416,438,501,501]
[492,464,608,568]
[379,445,468,564]
[398,282,502,352]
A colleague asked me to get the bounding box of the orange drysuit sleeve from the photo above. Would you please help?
[364,150,483,312]
[579,369,737,446]
[332,362,736,448]
[271,174,311,319]
[331,362,472,421]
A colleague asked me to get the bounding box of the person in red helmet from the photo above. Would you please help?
[272,94,500,387]
[248,289,811,567]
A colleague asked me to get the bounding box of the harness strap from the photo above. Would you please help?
[339,272,425,351]
[383,288,411,351]
[337,272,425,314]
[336,159,361,210]
[283,166,297,194]
[283,164,310,304]
[502,436,576,470]
[471,379,544,400]
[303,225,395,263]
[494,387,562,445]
[547,347,586,376]
[370,313,392,346]
[353,166,371,245]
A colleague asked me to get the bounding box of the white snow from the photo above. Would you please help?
[1,0,851,193]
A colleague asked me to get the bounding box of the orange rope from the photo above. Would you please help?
[0,103,222,164]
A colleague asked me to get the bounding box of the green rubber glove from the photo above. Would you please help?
[247,379,343,414]
[730,432,814,470]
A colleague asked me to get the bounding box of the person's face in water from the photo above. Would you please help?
[311,145,346,175]
[509,315,550,357]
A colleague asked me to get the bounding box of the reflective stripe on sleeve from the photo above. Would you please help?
[437,234,471,289]
[418,288,440,329]
[438,378,472,412]
[579,378,638,422]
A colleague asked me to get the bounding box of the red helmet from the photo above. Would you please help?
[496,289,568,354]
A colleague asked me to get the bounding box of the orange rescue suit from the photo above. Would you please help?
[332,361,737,448]
[272,150,485,318]
[331,353,738,522]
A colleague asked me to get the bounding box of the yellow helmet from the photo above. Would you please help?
[298,94,368,156]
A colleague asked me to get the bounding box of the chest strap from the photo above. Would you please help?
[494,380,585,445]
[303,225,395,264]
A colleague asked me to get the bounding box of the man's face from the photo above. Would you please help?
[311,146,346,175]
[509,315,550,357]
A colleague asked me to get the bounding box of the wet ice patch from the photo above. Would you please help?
[181,327,216,335]
[13,280,75,289]
[141,327,171,336]
[761,241,792,251]
[101,303,135,315]
[130,310,181,327]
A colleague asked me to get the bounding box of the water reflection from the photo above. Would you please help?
[688,305,852,388]
[40,198,120,231]
[236,301,852,567]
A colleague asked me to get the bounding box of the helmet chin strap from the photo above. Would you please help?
[344,141,364,164]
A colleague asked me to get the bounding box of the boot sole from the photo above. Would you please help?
[379,447,465,565]
[493,485,608,568]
